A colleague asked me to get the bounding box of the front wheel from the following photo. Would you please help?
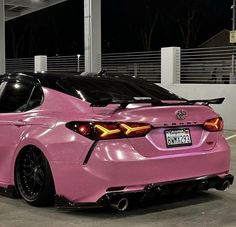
[15,146,55,206]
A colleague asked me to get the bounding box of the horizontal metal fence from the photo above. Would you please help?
[102,51,161,83]
[6,47,235,84]
[6,57,34,73]
[78,55,85,72]
[44,51,162,82]
[181,46,235,84]
[47,55,79,72]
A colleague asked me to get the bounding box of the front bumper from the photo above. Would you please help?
[55,174,234,209]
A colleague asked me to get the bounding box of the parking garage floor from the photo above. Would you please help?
[0,130,235,227]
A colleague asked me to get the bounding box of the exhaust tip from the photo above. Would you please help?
[111,198,129,212]
[221,180,231,191]
[217,180,231,191]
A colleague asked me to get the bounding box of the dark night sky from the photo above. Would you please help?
[5,0,232,58]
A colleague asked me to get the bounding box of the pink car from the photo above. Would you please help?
[0,72,233,211]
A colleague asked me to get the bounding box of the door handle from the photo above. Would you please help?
[13,120,27,127]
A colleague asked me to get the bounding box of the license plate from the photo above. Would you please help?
[165,128,192,148]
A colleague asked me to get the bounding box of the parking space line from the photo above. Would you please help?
[226,134,236,141]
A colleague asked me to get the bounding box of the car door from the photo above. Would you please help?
[0,79,36,184]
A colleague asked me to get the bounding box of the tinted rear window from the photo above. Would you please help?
[57,78,183,103]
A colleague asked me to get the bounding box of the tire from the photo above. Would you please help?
[15,146,55,206]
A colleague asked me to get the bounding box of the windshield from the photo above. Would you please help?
[57,77,184,103]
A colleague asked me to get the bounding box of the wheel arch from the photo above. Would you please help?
[12,142,55,191]
[14,144,56,205]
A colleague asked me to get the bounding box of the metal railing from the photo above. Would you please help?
[102,51,161,82]
[5,47,235,84]
[6,57,34,72]
[181,46,235,84]
[47,55,80,72]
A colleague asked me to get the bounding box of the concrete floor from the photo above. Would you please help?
[0,130,236,227]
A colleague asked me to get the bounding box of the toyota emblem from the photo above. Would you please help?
[175,110,187,120]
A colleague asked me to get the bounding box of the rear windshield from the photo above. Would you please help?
[57,77,183,103]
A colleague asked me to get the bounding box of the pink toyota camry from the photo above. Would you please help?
[0,72,233,211]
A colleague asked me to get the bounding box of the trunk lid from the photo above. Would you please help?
[103,104,218,127]
[98,104,220,157]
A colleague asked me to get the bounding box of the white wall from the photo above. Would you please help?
[161,84,236,130]
[161,47,180,84]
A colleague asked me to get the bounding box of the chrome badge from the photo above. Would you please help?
[175,110,187,120]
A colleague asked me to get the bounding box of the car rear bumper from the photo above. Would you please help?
[55,174,234,209]
[50,135,232,206]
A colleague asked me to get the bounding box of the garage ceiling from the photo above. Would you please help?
[5,0,67,21]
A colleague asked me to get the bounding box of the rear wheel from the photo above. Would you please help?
[15,146,55,206]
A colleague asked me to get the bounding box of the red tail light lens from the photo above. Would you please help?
[66,122,152,140]
[66,122,95,139]
[203,117,223,131]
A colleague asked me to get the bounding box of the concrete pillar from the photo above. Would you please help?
[230,72,236,84]
[161,47,181,85]
[0,0,5,74]
[34,55,47,72]
[84,0,101,72]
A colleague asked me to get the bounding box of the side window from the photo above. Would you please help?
[0,82,34,113]
[26,85,43,111]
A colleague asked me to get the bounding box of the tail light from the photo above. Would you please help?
[203,117,223,131]
[120,123,151,137]
[94,123,123,140]
[66,122,151,140]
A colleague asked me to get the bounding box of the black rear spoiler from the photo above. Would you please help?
[186,97,225,105]
[91,97,225,108]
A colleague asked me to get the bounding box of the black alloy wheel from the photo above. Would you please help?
[15,146,55,206]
